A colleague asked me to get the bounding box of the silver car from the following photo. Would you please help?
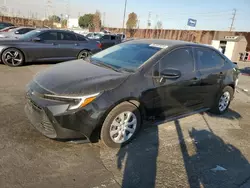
[0,29,102,67]
[0,27,35,39]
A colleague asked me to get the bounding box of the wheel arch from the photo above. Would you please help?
[1,47,26,62]
[77,49,91,56]
[89,97,147,142]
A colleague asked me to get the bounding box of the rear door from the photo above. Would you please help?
[57,31,79,60]
[193,47,225,107]
[153,47,202,117]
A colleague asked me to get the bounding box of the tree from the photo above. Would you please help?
[126,12,138,37]
[93,10,101,31]
[61,19,68,28]
[48,15,61,23]
[78,14,94,28]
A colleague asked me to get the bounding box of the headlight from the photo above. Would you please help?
[43,93,100,110]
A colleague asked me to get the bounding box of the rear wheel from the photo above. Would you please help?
[1,48,24,67]
[210,86,234,114]
[100,102,141,148]
[77,50,91,60]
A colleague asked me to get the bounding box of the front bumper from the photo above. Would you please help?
[25,98,85,139]
[24,82,107,141]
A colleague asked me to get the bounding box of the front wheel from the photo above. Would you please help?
[210,86,234,114]
[2,48,24,67]
[100,102,141,148]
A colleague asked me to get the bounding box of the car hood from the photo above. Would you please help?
[33,60,130,95]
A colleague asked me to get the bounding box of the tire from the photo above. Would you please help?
[100,102,141,148]
[77,50,91,60]
[1,48,24,67]
[210,86,234,114]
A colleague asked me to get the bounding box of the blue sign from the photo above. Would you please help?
[187,18,197,27]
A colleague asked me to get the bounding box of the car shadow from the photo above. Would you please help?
[24,61,63,66]
[116,108,159,188]
[175,119,249,188]
[205,108,242,120]
[115,107,247,188]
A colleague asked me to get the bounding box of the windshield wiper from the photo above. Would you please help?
[91,59,121,72]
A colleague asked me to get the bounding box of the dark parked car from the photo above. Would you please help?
[89,34,121,49]
[25,39,239,148]
[0,26,18,32]
[0,22,14,30]
[0,29,102,67]
[0,27,35,39]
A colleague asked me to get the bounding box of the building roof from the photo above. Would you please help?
[216,36,247,42]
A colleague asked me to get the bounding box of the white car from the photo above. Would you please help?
[86,32,104,39]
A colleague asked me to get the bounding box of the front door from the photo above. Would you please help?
[29,31,59,61]
[153,47,202,118]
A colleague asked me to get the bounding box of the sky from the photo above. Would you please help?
[1,0,250,31]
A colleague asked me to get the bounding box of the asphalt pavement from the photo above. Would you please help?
[237,61,250,96]
[1,62,250,188]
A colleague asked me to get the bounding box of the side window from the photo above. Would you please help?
[195,48,224,70]
[38,31,57,40]
[111,35,116,40]
[77,35,87,41]
[58,32,77,41]
[102,35,110,40]
[86,33,92,38]
[16,28,33,34]
[15,29,24,34]
[160,48,194,73]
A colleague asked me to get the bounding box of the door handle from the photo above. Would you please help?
[191,77,200,84]
[52,42,57,45]
[75,43,79,46]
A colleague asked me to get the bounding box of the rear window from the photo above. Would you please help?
[77,35,87,41]
[91,43,162,71]
[195,48,224,70]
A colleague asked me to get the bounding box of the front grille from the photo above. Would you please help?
[25,99,57,138]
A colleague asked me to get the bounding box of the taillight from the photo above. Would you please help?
[97,43,102,49]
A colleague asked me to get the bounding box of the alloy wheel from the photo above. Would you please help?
[109,111,137,144]
[4,50,23,66]
[218,91,230,112]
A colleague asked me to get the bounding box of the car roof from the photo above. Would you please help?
[35,28,76,33]
[15,27,34,30]
[125,39,212,49]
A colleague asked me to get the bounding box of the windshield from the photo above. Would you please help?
[19,30,41,40]
[91,43,161,72]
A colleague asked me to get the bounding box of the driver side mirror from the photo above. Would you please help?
[32,37,41,42]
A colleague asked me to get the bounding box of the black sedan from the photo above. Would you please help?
[25,39,239,148]
[0,29,102,67]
